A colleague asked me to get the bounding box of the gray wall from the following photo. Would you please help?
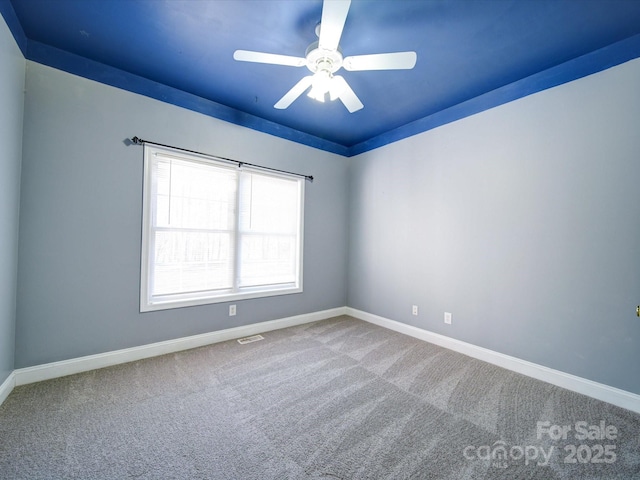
[348,58,640,395]
[9,36,640,398]
[15,62,349,368]
[0,15,24,384]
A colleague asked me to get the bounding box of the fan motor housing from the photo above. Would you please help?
[305,41,343,74]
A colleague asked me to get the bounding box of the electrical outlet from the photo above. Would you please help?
[444,312,452,324]
[412,305,418,316]
[229,304,237,316]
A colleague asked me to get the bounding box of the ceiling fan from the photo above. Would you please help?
[233,0,417,113]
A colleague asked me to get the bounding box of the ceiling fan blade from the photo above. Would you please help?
[318,0,351,51]
[331,75,363,113]
[274,76,314,109]
[233,50,306,67]
[343,52,417,71]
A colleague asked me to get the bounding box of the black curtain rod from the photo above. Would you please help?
[130,136,313,182]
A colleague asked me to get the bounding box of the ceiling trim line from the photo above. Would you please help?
[0,0,27,55]
[347,33,640,157]
[23,40,350,157]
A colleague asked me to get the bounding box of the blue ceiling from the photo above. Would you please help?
[3,0,640,156]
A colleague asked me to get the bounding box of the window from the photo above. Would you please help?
[140,144,304,312]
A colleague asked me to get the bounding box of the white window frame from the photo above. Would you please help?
[140,144,304,312]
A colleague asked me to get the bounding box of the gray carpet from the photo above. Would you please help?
[1,315,639,479]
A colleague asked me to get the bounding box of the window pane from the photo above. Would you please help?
[154,156,237,230]
[238,171,301,288]
[239,172,300,233]
[152,231,233,295]
[239,234,298,287]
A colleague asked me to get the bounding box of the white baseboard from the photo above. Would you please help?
[7,306,639,416]
[0,371,16,407]
[12,306,347,388]
[347,307,640,415]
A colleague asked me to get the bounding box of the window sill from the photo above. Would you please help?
[140,285,303,312]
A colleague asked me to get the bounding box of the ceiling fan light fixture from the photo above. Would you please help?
[308,70,332,102]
